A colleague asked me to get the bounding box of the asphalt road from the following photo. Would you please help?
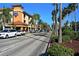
[0,32,50,56]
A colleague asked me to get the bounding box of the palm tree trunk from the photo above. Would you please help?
[74,14,77,32]
[53,19,55,34]
[54,17,58,36]
[34,20,37,31]
[2,22,5,30]
[55,4,58,36]
[2,16,6,30]
[58,3,62,43]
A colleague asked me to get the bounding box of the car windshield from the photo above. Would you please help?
[17,30,21,32]
[1,30,9,32]
[10,30,16,32]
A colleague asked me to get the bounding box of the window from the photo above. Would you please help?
[24,20,26,23]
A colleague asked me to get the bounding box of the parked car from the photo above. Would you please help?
[21,31,26,35]
[16,30,23,36]
[9,29,17,36]
[0,29,17,38]
[30,30,36,33]
[10,30,26,36]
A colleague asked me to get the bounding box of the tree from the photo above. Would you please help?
[64,20,69,29]
[33,14,40,30]
[58,3,62,43]
[52,3,58,36]
[38,19,43,30]
[38,19,42,25]
[29,18,34,25]
[68,3,78,32]
[0,22,2,30]
[62,3,78,19]
[40,22,49,31]
[0,8,12,30]
[58,3,78,43]
[70,21,79,31]
[52,10,55,33]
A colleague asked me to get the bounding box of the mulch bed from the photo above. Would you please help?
[62,40,79,56]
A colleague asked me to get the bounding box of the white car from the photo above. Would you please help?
[16,30,23,36]
[21,31,26,35]
[13,30,26,36]
[0,30,17,39]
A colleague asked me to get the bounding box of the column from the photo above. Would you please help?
[21,27,23,31]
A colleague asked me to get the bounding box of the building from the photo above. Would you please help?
[0,4,33,31]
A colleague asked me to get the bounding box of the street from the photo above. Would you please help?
[0,32,50,56]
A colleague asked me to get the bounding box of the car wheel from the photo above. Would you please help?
[15,34,17,37]
[6,35,9,39]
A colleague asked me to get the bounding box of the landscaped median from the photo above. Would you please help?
[47,43,74,56]
[47,29,79,56]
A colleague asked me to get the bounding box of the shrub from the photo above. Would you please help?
[70,31,75,39]
[47,43,74,56]
[50,34,58,42]
[75,31,79,40]
[63,28,75,40]
[63,28,71,35]
[62,35,71,42]
[51,30,55,34]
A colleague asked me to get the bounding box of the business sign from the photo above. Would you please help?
[13,11,18,16]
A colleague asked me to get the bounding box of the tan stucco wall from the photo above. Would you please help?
[12,7,24,23]
[13,7,23,12]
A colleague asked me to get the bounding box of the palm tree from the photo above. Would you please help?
[66,4,78,32]
[68,3,78,32]
[33,14,40,30]
[64,20,69,29]
[40,22,48,31]
[29,18,34,25]
[58,3,78,43]
[62,3,78,20]
[52,3,58,36]
[38,19,42,25]
[0,8,12,30]
[38,19,43,30]
[70,21,75,30]
[74,4,78,32]
[52,10,55,34]
[58,3,62,43]
[74,15,77,32]
[29,18,34,31]
[0,21,2,30]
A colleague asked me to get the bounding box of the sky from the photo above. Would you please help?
[0,3,79,26]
